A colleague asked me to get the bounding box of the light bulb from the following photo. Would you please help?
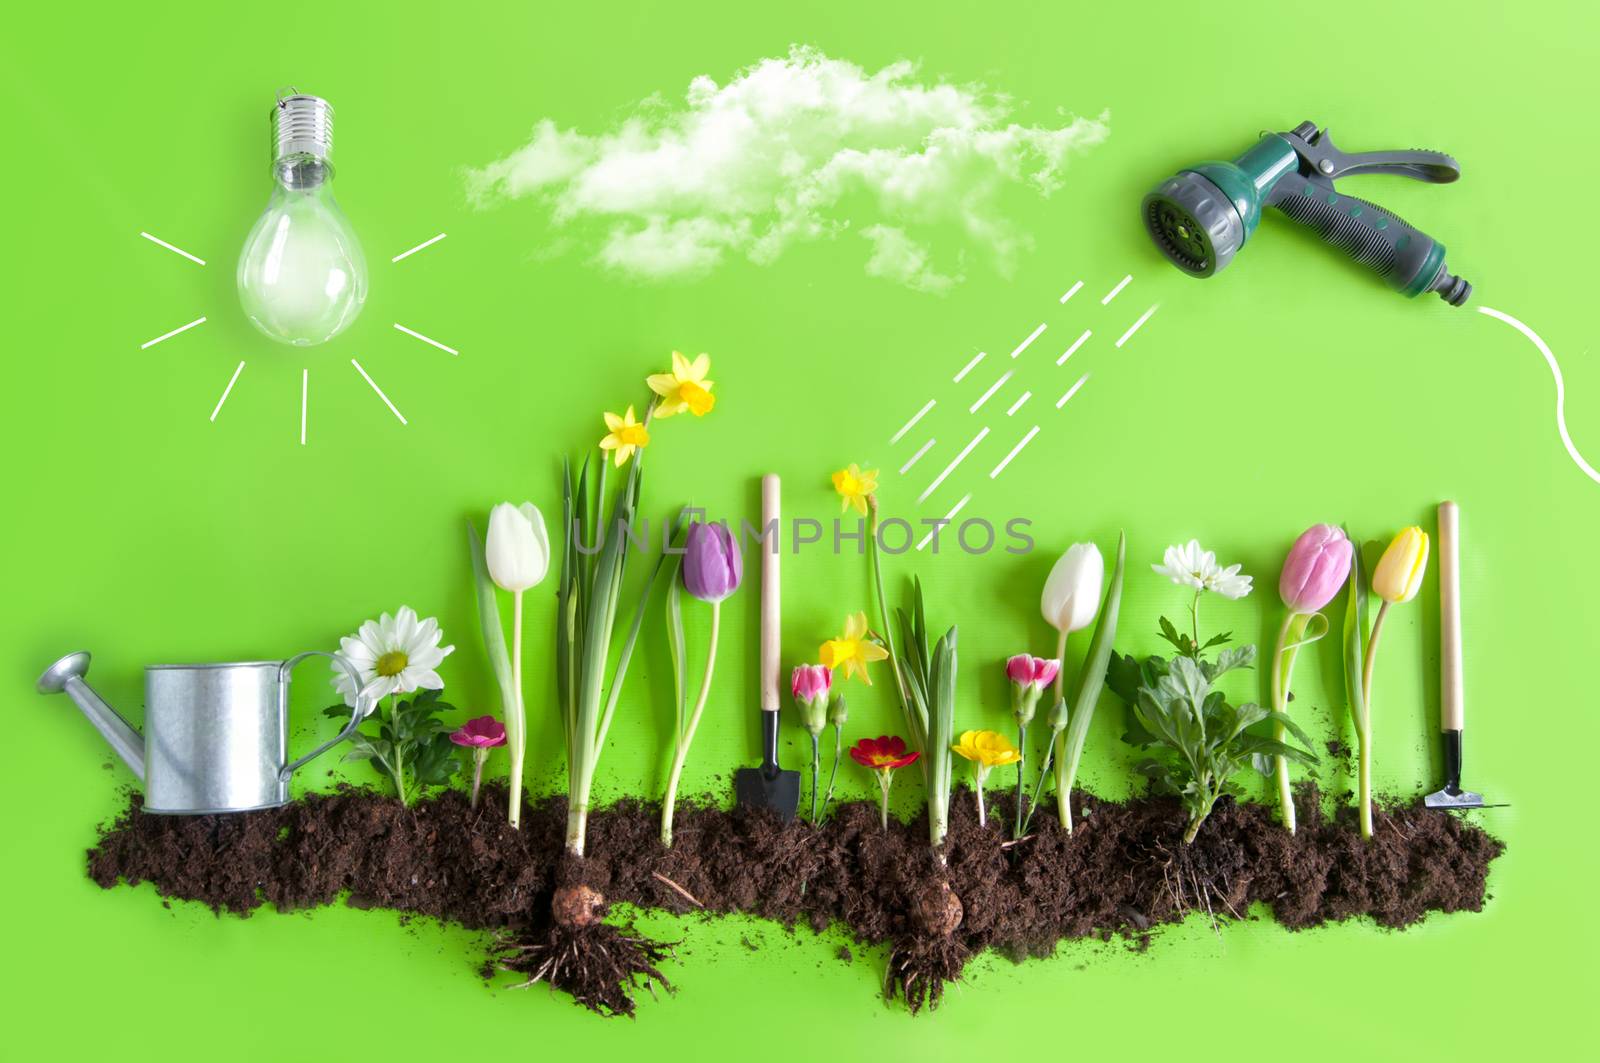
[237,93,367,347]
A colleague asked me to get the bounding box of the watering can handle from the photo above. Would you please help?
[277,650,371,782]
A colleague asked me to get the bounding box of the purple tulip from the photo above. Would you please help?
[1278,524,1354,613]
[682,521,743,603]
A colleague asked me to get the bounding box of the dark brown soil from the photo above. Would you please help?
[87,784,1503,1015]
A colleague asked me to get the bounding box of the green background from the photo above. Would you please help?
[4,1,1595,1057]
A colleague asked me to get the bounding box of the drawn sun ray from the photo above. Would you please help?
[391,233,447,263]
[209,361,245,422]
[139,230,207,266]
[352,359,408,425]
[140,316,207,350]
[393,322,459,356]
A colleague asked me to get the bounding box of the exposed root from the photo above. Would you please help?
[491,920,674,1018]
[883,934,969,1014]
[651,871,704,909]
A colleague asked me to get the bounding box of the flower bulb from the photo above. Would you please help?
[237,94,367,347]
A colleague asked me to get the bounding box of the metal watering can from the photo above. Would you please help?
[36,650,370,814]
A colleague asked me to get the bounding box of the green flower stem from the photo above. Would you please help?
[1018,725,1058,838]
[508,590,525,829]
[974,766,987,829]
[1013,721,1028,839]
[469,748,487,809]
[1358,601,1392,840]
[386,694,408,806]
[660,601,721,848]
[808,732,821,823]
[1049,626,1071,830]
[876,769,893,832]
[1271,611,1304,833]
[1189,591,1201,651]
[819,725,843,820]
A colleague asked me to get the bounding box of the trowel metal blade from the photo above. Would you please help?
[1424,787,1486,809]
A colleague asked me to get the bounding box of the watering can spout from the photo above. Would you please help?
[37,652,146,782]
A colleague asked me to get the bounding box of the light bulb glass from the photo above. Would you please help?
[236,95,367,347]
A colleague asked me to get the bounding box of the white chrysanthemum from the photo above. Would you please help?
[1152,540,1253,600]
[331,606,455,713]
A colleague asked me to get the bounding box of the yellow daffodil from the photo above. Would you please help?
[831,463,879,516]
[599,405,651,467]
[819,611,889,685]
[646,351,716,418]
[951,729,1021,829]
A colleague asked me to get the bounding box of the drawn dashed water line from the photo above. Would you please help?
[916,493,972,551]
[391,233,447,263]
[890,399,936,443]
[1056,373,1090,408]
[1006,391,1032,416]
[1115,305,1159,348]
[899,438,936,474]
[140,316,207,349]
[209,361,245,422]
[1101,274,1132,304]
[990,425,1040,479]
[953,350,988,383]
[1010,322,1047,359]
[1059,281,1083,304]
[969,370,1013,413]
[139,231,206,266]
[1057,329,1092,366]
[352,359,409,425]
[919,427,989,503]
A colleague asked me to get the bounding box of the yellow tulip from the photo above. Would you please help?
[819,611,889,685]
[1371,526,1429,604]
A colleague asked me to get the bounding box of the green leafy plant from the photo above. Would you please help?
[323,688,461,806]
[1108,630,1316,845]
[889,580,958,849]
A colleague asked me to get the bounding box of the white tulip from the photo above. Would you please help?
[486,502,550,593]
[1041,542,1104,634]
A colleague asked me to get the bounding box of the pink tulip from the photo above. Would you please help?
[1278,524,1354,614]
[791,663,832,703]
[1005,654,1060,690]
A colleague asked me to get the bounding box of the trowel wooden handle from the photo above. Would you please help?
[1439,501,1464,733]
[759,475,781,713]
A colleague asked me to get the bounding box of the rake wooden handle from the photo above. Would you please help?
[759,475,781,713]
[1439,500,1464,733]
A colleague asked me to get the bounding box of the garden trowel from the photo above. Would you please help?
[734,474,800,821]
[1424,502,1503,811]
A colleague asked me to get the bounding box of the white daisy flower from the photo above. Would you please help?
[1152,539,1253,600]
[331,606,455,713]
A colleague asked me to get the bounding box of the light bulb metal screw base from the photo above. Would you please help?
[271,91,334,189]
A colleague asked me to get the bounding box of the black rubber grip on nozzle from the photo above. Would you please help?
[1267,172,1468,304]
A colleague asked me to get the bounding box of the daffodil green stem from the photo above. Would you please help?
[1271,611,1305,834]
[660,602,721,848]
[1358,601,1392,841]
[509,590,525,829]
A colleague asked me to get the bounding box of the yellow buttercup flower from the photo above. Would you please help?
[1371,526,1429,604]
[951,730,1023,770]
[819,611,889,685]
[646,351,716,418]
[599,405,651,467]
[831,463,879,516]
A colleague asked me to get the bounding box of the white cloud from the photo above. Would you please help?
[468,46,1108,291]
